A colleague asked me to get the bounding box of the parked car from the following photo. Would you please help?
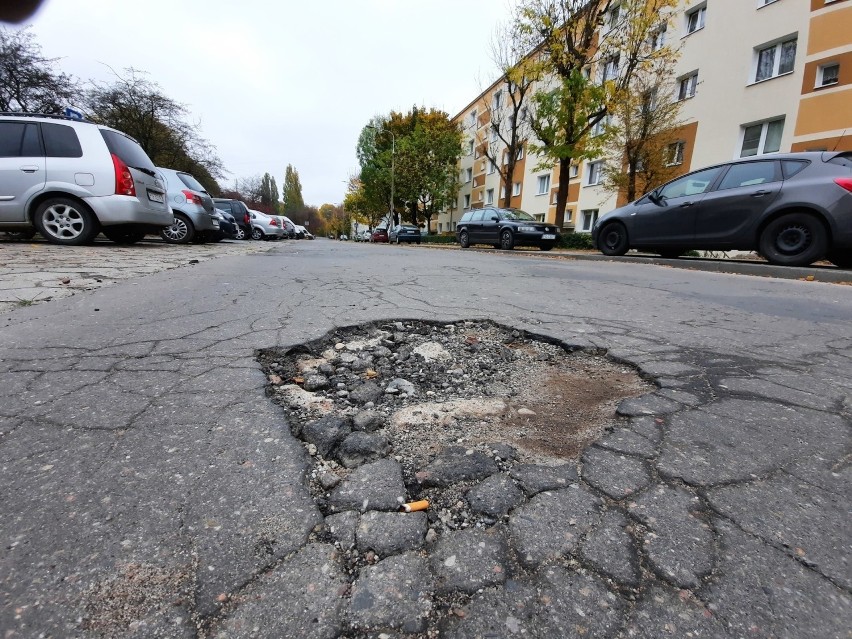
[0,112,173,245]
[213,198,251,240]
[303,229,315,240]
[248,209,285,240]
[457,208,559,250]
[354,229,372,242]
[338,233,349,241]
[211,208,238,241]
[294,224,311,239]
[592,151,852,268]
[371,228,389,243]
[156,167,218,244]
[389,224,422,244]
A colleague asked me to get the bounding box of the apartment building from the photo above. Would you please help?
[436,0,852,235]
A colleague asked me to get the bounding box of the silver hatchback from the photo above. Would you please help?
[156,167,219,244]
[0,112,173,245]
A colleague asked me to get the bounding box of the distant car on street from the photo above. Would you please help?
[371,228,389,243]
[248,209,285,240]
[213,199,251,240]
[592,151,852,268]
[389,224,421,244]
[156,167,219,244]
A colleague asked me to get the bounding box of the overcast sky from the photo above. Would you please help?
[19,0,514,206]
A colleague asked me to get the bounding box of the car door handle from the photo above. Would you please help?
[679,201,694,208]
[750,190,769,197]
[20,166,40,173]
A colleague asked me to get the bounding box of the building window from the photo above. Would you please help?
[467,140,474,155]
[581,209,599,232]
[667,141,685,165]
[515,146,524,161]
[565,209,573,223]
[487,159,496,175]
[512,182,522,196]
[463,194,471,209]
[818,62,839,87]
[755,38,797,82]
[740,118,785,157]
[686,5,706,35]
[486,188,494,205]
[570,164,579,178]
[678,72,698,100]
[464,167,473,183]
[551,191,558,205]
[601,55,620,83]
[492,91,503,110]
[607,4,621,31]
[467,110,477,128]
[591,115,611,137]
[537,174,551,194]
[650,23,667,50]
[586,161,603,186]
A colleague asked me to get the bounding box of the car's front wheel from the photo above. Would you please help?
[597,222,629,256]
[251,227,264,241]
[500,229,514,250]
[103,226,146,244]
[161,214,195,244]
[33,197,100,245]
[234,226,246,240]
[459,230,470,248]
[759,212,827,266]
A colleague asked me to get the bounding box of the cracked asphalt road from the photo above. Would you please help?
[0,238,850,638]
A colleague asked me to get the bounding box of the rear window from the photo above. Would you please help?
[826,153,852,171]
[99,129,155,171]
[781,160,809,179]
[0,122,41,157]
[177,171,206,192]
[214,201,232,213]
[42,122,83,158]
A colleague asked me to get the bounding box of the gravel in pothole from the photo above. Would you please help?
[257,320,652,633]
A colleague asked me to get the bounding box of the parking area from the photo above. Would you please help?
[0,236,276,314]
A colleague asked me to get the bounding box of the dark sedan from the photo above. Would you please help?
[389,224,421,244]
[457,207,560,250]
[592,151,852,268]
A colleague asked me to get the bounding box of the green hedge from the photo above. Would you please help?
[558,232,596,250]
[420,234,458,244]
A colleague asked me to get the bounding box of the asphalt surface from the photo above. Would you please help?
[0,237,850,638]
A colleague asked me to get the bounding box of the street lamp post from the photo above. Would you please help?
[367,125,395,226]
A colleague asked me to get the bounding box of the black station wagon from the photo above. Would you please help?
[457,207,560,251]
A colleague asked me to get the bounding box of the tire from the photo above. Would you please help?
[597,222,629,256]
[459,230,470,248]
[251,227,264,241]
[540,243,555,251]
[160,214,195,244]
[500,229,514,250]
[102,226,146,244]
[33,197,99,246]
[234,226,246,241]
[826,250,852,269]
[3,230,37,241]
[759,212,827,267]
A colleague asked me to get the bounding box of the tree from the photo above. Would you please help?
[260,173,280,212]
[85,67,224,193]
[0,26,80,113]
[356,116,397,225]
[281,164,305,218]
[514,0,678,228]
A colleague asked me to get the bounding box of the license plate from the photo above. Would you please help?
[542,233,556,240]
[148,190,165,203]
[212,220,220,229]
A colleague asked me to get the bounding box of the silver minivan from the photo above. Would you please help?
[156,167,219,244]
[0,113,173,245]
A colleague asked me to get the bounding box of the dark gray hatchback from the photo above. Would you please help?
[591,152,852,267]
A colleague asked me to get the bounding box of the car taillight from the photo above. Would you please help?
[182,189,201,204]
[270,218,278,226]
[244,214,250,225]
[111,154,136,197]
[835,177,852,193]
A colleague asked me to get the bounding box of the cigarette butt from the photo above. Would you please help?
[402,500,429,513]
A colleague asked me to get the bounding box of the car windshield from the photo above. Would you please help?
[497,209,535,221]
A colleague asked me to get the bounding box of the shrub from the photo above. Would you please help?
[558,232,596,250]
[420,234,457,244]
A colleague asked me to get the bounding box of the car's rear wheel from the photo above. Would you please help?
[251,227,264,241]
[459,230,470,248]
[826,251,852,269]
[597,222,629,256]
[234,226,246,241]
[500,229,514,250]
[103,226,146,244]
[759,212,827,266]
[34,197,99,246]
[161,214,194,244]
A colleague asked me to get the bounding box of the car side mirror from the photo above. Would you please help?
[648,191,662,205]
[491,216,499,221]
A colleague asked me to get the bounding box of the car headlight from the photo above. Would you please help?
[517,226,537,233]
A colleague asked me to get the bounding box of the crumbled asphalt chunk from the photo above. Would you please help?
[487,442,518,461]
[429,526,510,594]
[509,485,601,568]
[348,552,434,633]
[628,484,714,589]
[303,373,329,391]
[336,431,391,468]
[509,463,579,496]
[325,511,358,550]
[416,446,499,488]
[596,426,658,459]
[617,393,683,416]
[438,579,539,639]
[629,415,662,443]
[356,510,427,556]
[352,409,385,432]
[329,458,406,513]
[209,543,346,639]
[581,446,651,499]
[623,585,727,638]
[579,509,641,587]
[349,381,383,404]
[465,472,525,517]
[301,415,351,458]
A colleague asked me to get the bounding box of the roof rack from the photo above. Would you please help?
[0,112,88,122]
